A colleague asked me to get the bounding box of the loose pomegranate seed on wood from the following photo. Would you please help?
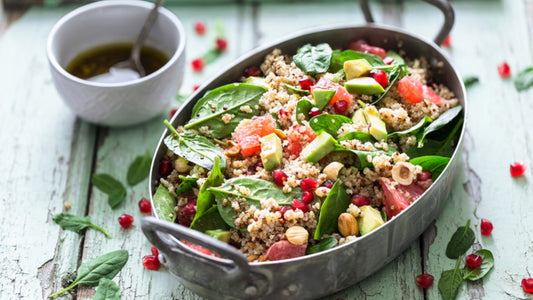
[480,218,493,236]
[191,58,205,72]
[215,38,227,52]
[138,198,152,214]
[194,21,206,35]
[118,214,134,229]
[151,246,159,256]
[522,278,533,293]
[498,62,511,78]
[142,255,161,270]
[441,35,452,47]
[510,162,526,177]
[465,254,483,269]
[415,274,434,289]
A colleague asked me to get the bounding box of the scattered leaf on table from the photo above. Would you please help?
[53,213,110,238]
[127,151,151,186]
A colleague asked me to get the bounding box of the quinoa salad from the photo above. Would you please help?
[154,41,463,262]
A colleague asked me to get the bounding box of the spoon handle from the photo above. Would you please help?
[131,0,165,76]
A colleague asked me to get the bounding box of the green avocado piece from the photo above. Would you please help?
[351,108,368,125]
[344,77,385,95]
[357,205,384,235]
[244,76,269,89]
[344,59,372,80]
[260,133,283,171]
[313,89,336,109]
[205,229,231,243]
[365,108,387,142]
[301,131,337,163]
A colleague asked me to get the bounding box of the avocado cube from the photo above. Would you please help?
[205,229,231,243]
[365,108,387,142]
[313,89,336,109]
[344,59,373,80]
[357,205,384,235]
[260,133,283,171]
[344,77,385,95]
[351,108,368,125]
[301,131,337,163]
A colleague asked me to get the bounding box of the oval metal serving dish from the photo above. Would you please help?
[142,1,466,299]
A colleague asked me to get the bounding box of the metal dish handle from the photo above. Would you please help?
[141,217,250,282]
[359,0,454,45]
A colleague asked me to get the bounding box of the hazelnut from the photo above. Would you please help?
[285,226,309,245]
[391,162,415,185]
[338,212,359,237]
[224,140,241,156]
[323,162,344,181]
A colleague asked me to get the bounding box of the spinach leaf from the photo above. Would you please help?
[295,99,314,125]
[463,76,479,89]
[184,83,266,139]
[419,105,462,147]
[293,43,332,74]
[210,178,302,228]
[93,278,121,300]
[314,180,351,239]
[514,66,533,91]
[463,249,494,281]
[190,206,230,232]
[175,176,199,195]
[153,185,177,222]
[91,174,126,209]
[53,213,110,238]
[339,131,375,143]
[164,121,226,171]
[409,155,450,180]
[329,49,385,73]
[388,116,432,139]
[446,220,475,259]
[370,64,408,105]
[284,83,310,95]
[126,151,151,186]
[306,237,338,255]
[334,143,397,169]
[406,118,463,159]
[191,157,224,228]
[309,114,352,138]
[438,258,464,300]
[385,50,405,66]
[49,250,128,298]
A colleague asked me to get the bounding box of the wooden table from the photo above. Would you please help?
[1,0,532,299]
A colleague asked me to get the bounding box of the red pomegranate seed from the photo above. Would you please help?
[118,214,134,229]
[441,35,452,48]
[522,278,533,293]
[151,246,159,256]
[272,170,288,187]
[510,162,526,177]
[277,206,290,218]
[142,255,161,270]
[351,195,371,206]
[191,58,205,72]
[169,108,178,119]
[243,66,261,77]
[465,254,483,269]
[300,178,318,192]
[299,78,313,90]
[301,191,314,204]
[194,21,206,35]
[333,100,348,114]
[309,107,322,118]
[193,85,200,91]
[417,171,433,182]
[279,108,288,117]
[480,218,493,236]
[215,38,228,52]
[322,180,334,189]
[370,69,388,88]
[183,201,197,215]
[498,62,511,78]
[138,198,152,214]
[158,160,172,177]
[415,274,434,289]
[291,199,309,212]
[383,57,394,65]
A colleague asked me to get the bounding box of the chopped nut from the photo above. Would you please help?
[247,255,258,262]
[338,213,359,237]
[391,162,415,185]
[175,157,192,173]
[274,129,287,140]
[323,162,344,181]
[224,140,241,156]
[315,187,331,198]
[63,200,71,210]
[285,225,309,245]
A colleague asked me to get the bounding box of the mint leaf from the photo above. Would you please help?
[446,220,475,259]
[126,151,151,186]
[514,66,533,91]
[463,249,494,281]
[438,258,464,300]
[463,76,479,89]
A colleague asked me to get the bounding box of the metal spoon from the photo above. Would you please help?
[90,0,165,83]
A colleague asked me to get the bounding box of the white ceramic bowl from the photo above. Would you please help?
[47,0,186,126]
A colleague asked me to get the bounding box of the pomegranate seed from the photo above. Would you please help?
[291,199,309,212]
[183,201,197,216]
[193,85,200,91]
[480,218,493,236]
[498,62,511,78]
[169,108,178,119]
[383,57,394,65]
[301,191,314,204]
[300,178,318,192]
[243,66,261,77]
[522,278,533,293]
[279,108,288,117]
[255,161,264,169]
[415,274,434,289]
[138,198,152,214]
[118,214,134,229]
[333,100,348,114]
[417,171,433,181]
[191,58,205,72]
[441,35,452,48]
[510,162,526,177]
[158,160,172,177]
[273,170,288,187]
[370,69,388,88]
[465,254,483,269]
[351,195,371,206]
[322,180,334,189]
[142,255,161,270]
[194,21,206,35]
[309,107,322,118]
[151,246,159,256]
[277,206,290,218]
[299,78,313,90]
[215,38,228,52]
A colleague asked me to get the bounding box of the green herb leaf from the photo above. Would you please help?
[329,49,385,73]
[339,131,375,143]
[126,151,151,186]
[153,185,177,222]
[463,249,494,281]
[314,180,351,239]
[419,105,462,147]
[184,83,266,139]
[191,157,224,228]
[385,50,405,66]
[446,220,475,259]
[388,116,432,139]
[190,206,230,232]
[438,258,464,300]
[371,64,407,105]
[463,76,479,89]
[108,189,126,209]
[409,155,450,180]
[53,213,110,238]
[295,99,314,125]
[285,83,310,95]
[306,237,338,255]
[406,118,463,159]
[93,278,121,300]
[514,66,533,91]
[175,176,199,195]
[308,114,353,138]
[91,174,127,209]
[49,250,128,298]
[293,43,332,74]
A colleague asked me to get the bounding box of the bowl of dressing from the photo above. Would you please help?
[47,0,186,126]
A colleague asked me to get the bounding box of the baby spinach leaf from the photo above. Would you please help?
[438,258,464,300]
[295,99,314,125]
[329,49,385,73]
[419,105,462,147]
[126,151,151,186]
[190,206,230,232]
[514,66,533,91]
[153,185,177,222]
[284,83,310,95]
[164,121,226,171]
[93,278,121,300]
[309,114,352,138]
[293,43,332,74]
[385,50,405,66]
[53,213,110,238]
[406,118,463,159]
[306,237,338,255]
[463,76,479,89]
[49,250,128,298]
[388,116,432,139]
[191,157,224,227]
[108,189,126,209]
[91,174,126,209]
[334,142,397,169]
[184,83,266,139]
[339,131,375,143]
[370,64,407,105]
[314,180,351,239]
[175,176,199,195]
[446,220,475,259]
[409,155,450,180]
[463,249,494,281]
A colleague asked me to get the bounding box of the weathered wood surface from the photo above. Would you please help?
[1,0,532,299]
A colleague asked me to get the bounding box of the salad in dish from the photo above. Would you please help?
[153,41,462,262]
